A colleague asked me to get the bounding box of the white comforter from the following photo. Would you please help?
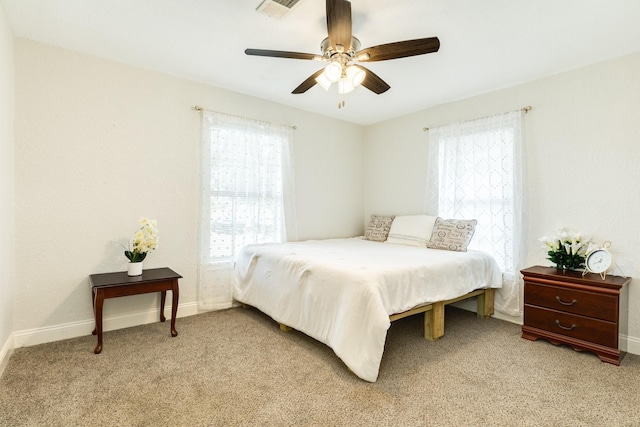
[232,238,502,382]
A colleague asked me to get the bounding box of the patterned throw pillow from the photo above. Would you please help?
[363,215,395,242]
[427,217,477,252]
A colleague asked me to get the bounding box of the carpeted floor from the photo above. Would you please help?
[1,306,639,426]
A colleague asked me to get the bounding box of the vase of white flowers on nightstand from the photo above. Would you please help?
[539,229,593,271]
[124,217,159,276]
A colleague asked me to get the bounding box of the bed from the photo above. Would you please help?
[232,235,502,382]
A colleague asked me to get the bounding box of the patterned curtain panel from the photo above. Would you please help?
[198,110,296,311]
[426,110,525,316]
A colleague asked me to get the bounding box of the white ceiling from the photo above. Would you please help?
[2,0,640,125]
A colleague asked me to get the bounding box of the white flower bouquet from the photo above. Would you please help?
[539,229,592,270]
[124,217,159,263]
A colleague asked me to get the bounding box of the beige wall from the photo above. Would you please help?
[8,34,640,358]
[13,39,364,339]
[364,52,640,353]
[0,2,15,371]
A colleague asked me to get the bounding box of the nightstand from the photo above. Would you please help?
[521,265,630,365]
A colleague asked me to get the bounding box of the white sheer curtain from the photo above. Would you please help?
[426,110,525,316]
[198,110,297,311]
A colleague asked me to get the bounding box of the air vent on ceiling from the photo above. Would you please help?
[256,0,302,19]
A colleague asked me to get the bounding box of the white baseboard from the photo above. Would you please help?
[13,302,200,348]
[198,298,233,312]
[621,334,640,355]
[0,333,14,378]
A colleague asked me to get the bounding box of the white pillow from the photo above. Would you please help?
[386,215,438,247]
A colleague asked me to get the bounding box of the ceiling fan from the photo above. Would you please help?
[245,0,440,98]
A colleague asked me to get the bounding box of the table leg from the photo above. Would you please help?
[94,290,104,354]
[171,279,179,337]
[160,290,167,323]
[91,287,97,335]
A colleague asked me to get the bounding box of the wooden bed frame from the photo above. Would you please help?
[388,287,494,340]
[276,287,495,340]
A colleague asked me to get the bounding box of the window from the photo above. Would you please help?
[208,126,287,262]
[198,111,296,310]
[426,110,524,316]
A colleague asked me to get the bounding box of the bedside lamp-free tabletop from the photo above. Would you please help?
[89,267,182,354]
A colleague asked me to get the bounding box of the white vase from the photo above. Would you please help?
[128,261,143,276]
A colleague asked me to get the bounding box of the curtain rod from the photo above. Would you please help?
[422,106,531,132]
[193,106,297,130]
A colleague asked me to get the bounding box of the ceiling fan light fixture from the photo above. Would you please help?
[346,65,365,87]
[315,73,333,91]
[338,77,355,95]
[323,62,342,82]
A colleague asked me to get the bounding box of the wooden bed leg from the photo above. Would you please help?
[477,288,495,318]
[279,323,292,332]
[424,302,445,341]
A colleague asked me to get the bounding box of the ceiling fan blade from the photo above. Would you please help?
[354,65,390,94]
[326,0,352,51]
[245,48,319,61]
[292,69,325,94]
[357,37,440,62]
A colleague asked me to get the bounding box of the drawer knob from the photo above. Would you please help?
[555,320,577,331]
[556,296,577,306]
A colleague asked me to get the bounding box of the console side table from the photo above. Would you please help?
[89,267,182,354]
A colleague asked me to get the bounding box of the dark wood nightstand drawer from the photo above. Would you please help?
[524,305,617,348]
[524,282,618,322]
